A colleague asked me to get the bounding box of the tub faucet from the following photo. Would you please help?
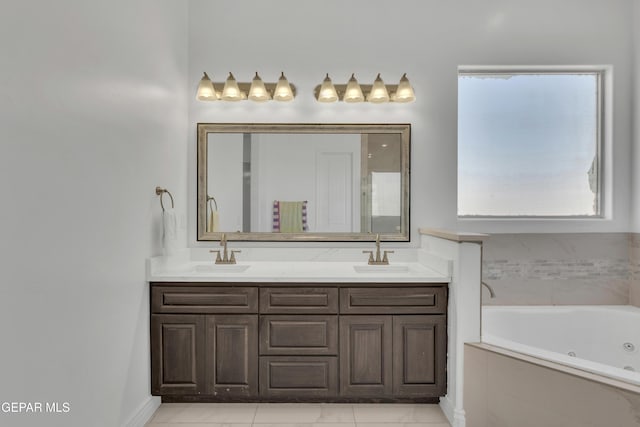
[210,233,241,264]
[481,281,496,298]
[363,234,394,265]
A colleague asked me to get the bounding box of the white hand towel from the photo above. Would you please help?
[162,208,179,255]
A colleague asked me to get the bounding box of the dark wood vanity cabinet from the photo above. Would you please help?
[151,282,447,402]
[151,286,259,398]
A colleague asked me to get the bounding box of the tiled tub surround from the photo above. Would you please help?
[464,343,640,427]
[482,233,638,306]
[629,234,640,306]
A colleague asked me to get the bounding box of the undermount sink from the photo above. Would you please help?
[353,265,410,274]
[192,264,251,273]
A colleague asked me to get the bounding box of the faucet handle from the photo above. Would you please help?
[210,249,222,263]
[382,250,394,263]
[362,250,374,264]
[230,250,242,264]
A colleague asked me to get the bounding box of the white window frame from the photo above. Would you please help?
[457,65,611,228]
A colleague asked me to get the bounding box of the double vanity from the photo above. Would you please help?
[150,123,486,424]
[148,243,451,403]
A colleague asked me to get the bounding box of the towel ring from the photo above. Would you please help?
[155,186,174,211]
[207,195,218,211]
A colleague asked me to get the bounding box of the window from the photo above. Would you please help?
[457,70,602,217]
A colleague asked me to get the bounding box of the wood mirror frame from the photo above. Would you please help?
[197,123,410,242]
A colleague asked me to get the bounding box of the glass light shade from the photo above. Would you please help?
[344,73,364,103]
[317,73,338,102]
[273,72,294,101]
[221,72,243,101]
[394,73,416,103]
[248,72,270,102]
[196,72,217,101]
[367,73,390,103]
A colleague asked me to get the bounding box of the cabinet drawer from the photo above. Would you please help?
[340,286,447,314]
[152,286,258,314]
[259,356,338,398]
[260,287,338,314]
[260,315,338,355]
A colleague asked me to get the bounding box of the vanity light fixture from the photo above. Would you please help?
[392,73,416,103]
[367,73,390,103]
[344,73,365,103]
[196,71,296,102]
[196,72,218,101]
[248,72,271,102]
[221,72,244,101]
[318,74,339,103]
[273,72,295,101]
[313,73,415,103]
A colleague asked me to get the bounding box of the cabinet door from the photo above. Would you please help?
[151,314,205,395]
[205,315,258,397]
[339,315,392,397]
[393,315,447,397]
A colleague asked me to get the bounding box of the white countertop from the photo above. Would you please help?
[148,260,449,283]
[147,248,451,283]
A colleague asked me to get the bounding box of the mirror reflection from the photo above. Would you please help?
[197,124,410,241]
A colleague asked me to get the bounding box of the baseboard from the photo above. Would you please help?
[122,396,161,427]
[439,395,466,427]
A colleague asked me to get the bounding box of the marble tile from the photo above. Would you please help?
[146,403,191,423]
[352,404,448,423]
[484,233,629,261]
[481,279,554,306]
[147,424,251,427]
[148,403,257,424]
[253,403,355,424]
[463,345,488,427]
[253,424,355,427]
[484,349,640,427]
[480,232,640,306]
[631,281,640,307]
[146,403,450,427]
[355,424,451,427]
[550,278,629,305]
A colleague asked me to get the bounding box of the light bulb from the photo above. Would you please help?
[367,73,390,103]
[393,73,416,103]
[221,72,243,101]
[317,73,338,102]
[344,73,364,103]
[248,72,270,102]
[273,72,294,101]
[196,72,217,101]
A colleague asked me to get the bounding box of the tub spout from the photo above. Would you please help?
[482,281,496,298]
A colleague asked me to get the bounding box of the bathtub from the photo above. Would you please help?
[482,305,640,387]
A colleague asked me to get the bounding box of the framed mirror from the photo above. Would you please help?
[197,123,410,241]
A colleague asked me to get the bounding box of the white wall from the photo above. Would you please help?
[0,1,188,426]
[254,133,361,232]
[208,134,244,231]
[633,1,640,232]
[188,0,634,243]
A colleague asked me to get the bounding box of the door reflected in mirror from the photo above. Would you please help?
[197,124,410,241]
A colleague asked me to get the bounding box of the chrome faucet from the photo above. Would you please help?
[210,233,241,264]
[363,234,394,265]
[481,281,496,298]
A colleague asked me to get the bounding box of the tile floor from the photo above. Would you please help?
[145,403,452,427]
